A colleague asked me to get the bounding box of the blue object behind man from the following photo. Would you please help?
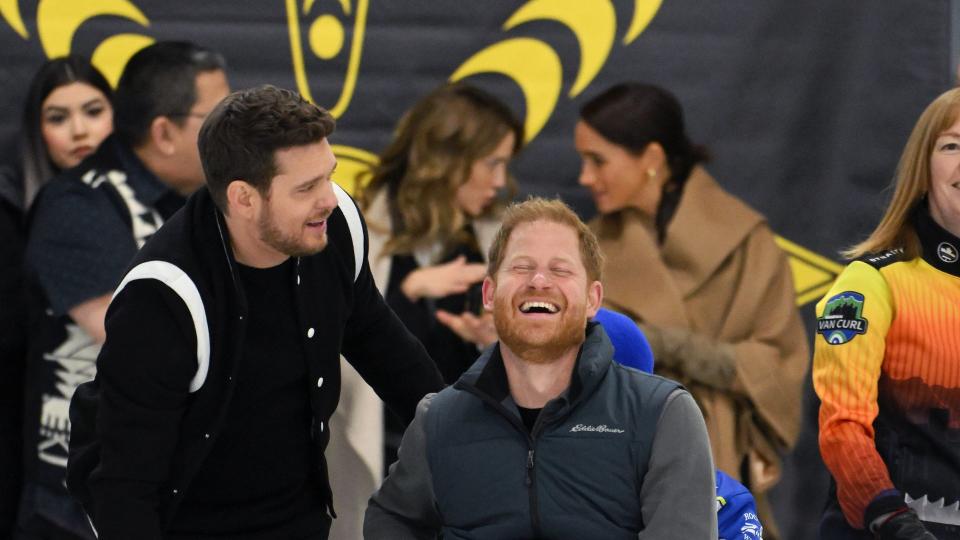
[594,307,762,540]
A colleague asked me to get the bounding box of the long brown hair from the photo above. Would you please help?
[845,88,960,259]
[360,82,522,255]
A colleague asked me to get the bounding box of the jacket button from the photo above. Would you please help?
[319,421,324,432]
[172,489,179,495]
[307,327,315,338]
[317,377,324,388]
[297,275,301,285]
[204,433,210,439]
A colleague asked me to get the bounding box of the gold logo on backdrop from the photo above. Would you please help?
[775,236,844,306]
[286,0,368,119]
[1,0,154,86]
[451,0,662,142]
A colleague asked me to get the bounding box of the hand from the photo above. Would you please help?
[874,509,937,540]
[638,322,736,389]
[400,256,487,301]
[436,309,498,349]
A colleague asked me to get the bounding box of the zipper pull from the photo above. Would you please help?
[525,449,535,486]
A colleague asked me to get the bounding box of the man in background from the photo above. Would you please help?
[21,41,228,539]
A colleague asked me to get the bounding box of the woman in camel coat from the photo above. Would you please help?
[574,82,808,536]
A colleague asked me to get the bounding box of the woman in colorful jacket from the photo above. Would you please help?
[574,82,808,537]
[813,88,960,539]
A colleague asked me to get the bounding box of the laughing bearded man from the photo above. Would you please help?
[364,197,717,539]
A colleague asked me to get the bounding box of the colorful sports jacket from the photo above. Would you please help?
[813,207,960,533]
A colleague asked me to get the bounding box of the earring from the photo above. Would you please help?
[646,168,657,180]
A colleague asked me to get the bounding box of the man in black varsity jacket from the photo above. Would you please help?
[66,85,444,539]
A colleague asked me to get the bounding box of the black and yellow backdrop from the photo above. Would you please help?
[0,0,952,536]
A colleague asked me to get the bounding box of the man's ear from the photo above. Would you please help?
[481,276,496,312]
[225,180,259,220]
[149,116,178,156]
[585,280,603,318]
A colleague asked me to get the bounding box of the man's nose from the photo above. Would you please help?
[318,180,338,210]
[528,270,552,288]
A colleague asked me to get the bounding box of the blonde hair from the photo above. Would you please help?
[487,197,604,283]
[845,88,960,259]
[359,82,522,255]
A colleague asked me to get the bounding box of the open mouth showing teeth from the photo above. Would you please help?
[519,301,559,314]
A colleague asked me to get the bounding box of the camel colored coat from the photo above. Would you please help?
[593,167,808,492]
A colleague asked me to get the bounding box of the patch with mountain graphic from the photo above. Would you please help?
[817,291,869,345]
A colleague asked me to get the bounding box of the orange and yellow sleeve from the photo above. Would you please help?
[812,261,894,529]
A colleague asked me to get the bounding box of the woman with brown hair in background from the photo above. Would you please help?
[361,81,523,382]
[574,82,808,538]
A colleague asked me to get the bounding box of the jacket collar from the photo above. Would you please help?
[595,167,764,325]
[103,135,173,209]
[916,204,960,277]
[454,322,614,412]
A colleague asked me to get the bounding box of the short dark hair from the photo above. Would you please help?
[20,55,113,207]
[198,85,336,212]
[113,41,226,147]
[580,82,708,187]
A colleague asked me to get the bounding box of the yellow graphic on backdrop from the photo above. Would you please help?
[451,38,562,144]
[0,0,27,38]
[775,236,844,306]
[0,0,154,86]
[503,0,615,98]
[624,0,663,44]
[331,144,378,195]
[89,32,155,86]
[452,0,627,142]
[286,0,368,119]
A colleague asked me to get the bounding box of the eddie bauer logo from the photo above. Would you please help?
[570,424,624,434]
[817,291,868,345]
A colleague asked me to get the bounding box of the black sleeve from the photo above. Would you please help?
[341,218,444,425]
[384,255,433,345]
[0,199,26,536]
[25,183,138,315]
[85,280,197,540]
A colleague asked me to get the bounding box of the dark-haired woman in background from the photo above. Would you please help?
[5,55,113,540]
[574,82,808,537]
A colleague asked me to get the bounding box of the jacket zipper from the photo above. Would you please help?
[459,384,546,538]
[527,417,544,538]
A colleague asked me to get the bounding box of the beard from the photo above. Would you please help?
[493,292,587,365]
[258,205,329,258]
